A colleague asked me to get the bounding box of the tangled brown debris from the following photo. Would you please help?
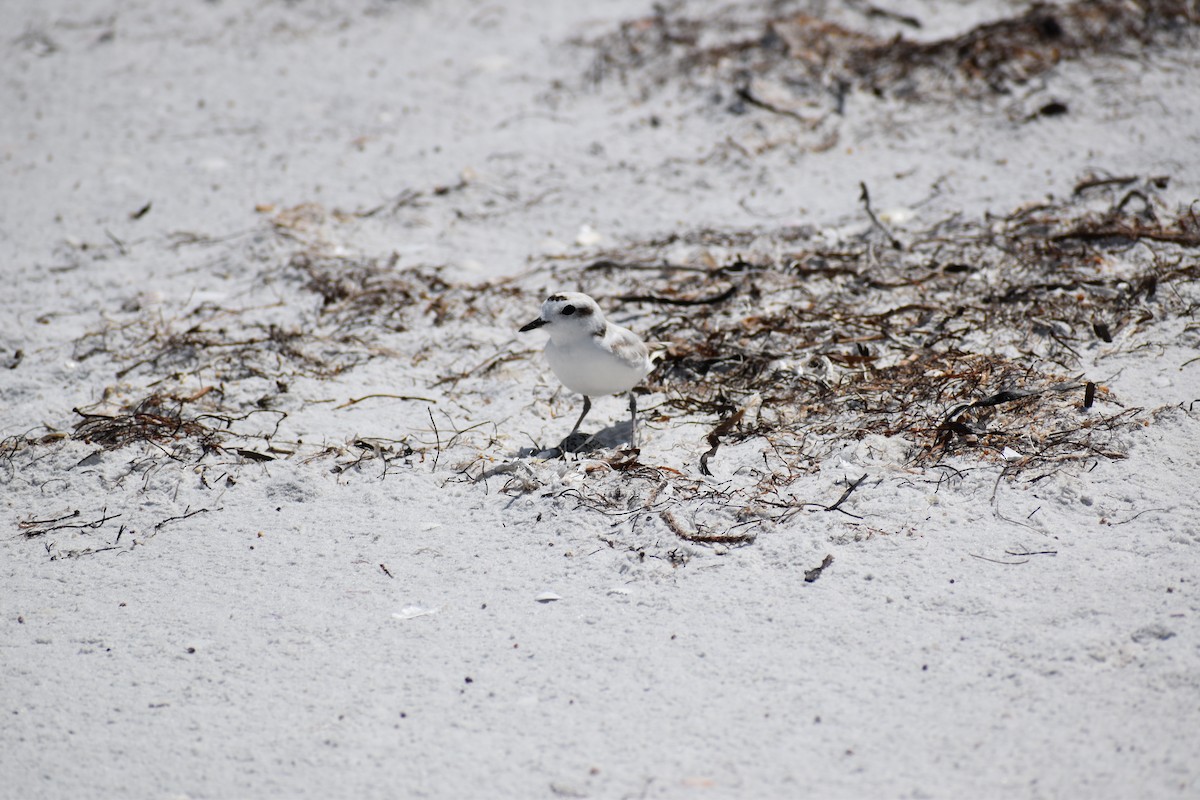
[59,180,1198,492]
[564,179,1199,477]
[469,180,1197,549]
[72,394,217,451]
[71,293,366,387]
[853,0,1200,94]
[584,0,1200,104]
[290,251,522,332]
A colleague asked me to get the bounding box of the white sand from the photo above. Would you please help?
[3,1,1198,798]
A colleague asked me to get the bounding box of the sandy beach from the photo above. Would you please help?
[3,1,1199,797]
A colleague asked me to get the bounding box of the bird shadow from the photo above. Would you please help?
[516,419,635,459]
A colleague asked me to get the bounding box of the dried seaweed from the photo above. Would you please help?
[495,186,1197,550]
[72,394,219,451]
[851,0,1200,95]
[63,243,521,455]
[546,181,1197,482]
[288,251,521,331]
[583,0,1200,107]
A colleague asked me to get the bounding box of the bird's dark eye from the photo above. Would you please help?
[561,304,576,316]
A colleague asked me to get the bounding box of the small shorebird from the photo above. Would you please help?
[520,292,658,448]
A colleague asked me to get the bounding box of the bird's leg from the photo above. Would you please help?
[557,396,593,454]
[628,392,638,448]
[568,396,592,437]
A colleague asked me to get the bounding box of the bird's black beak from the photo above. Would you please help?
[519,318,547,332]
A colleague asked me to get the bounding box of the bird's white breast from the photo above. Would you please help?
[544,328,651,397]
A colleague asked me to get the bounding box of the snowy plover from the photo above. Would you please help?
[520,292,658,448]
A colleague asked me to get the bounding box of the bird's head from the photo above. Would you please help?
[519,292,605,340]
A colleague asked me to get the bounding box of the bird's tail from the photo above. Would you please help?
[646,341,672,364]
